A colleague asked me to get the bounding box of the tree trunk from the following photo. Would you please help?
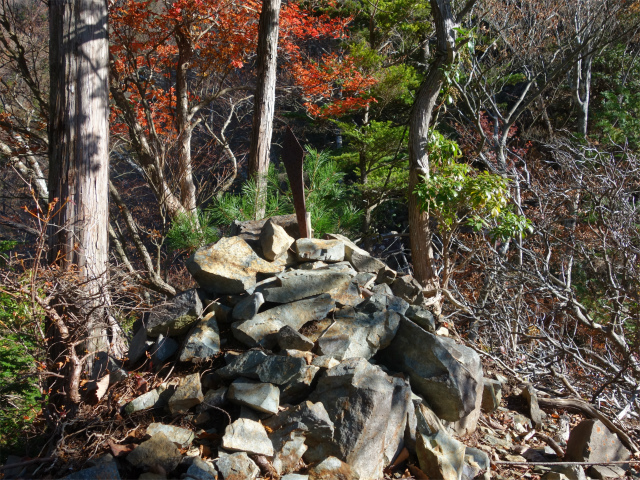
[408,0,458,305]
[248,0,281,220]
[48,0,110,391]
[572,53,592,137]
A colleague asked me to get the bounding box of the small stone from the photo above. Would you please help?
[169,373,203,414]
[371,283,393,296]
[325,233,386,274]
[261,218,295,261]
[279,364,320,405]
[217,350,268,380]
[179,312,221,362]
[295,238,345,263]
[228,378,280,414]
[256,355,308,385]
[481,378,503,413]
[146,423,194,446]
[270,429,307,476]
[197,386,228,413]
[311,355,340,369]
[127,432,183,472]
[282,475,309,480]
[222,418,274,456]
[376,266,396,285]
[276,325,315,351]
[405,305,436,333]
[520,385,543,429]
[145,289,203,338]
[185,457,217,480]
[150,334,178,365]
[123,387,165,415]
[391,275,423,303]
[549,465,587,480]
[308,456,359,480]
[353,272,376,289]
[216,451,260,480]
[417,431,466,480]
[232,292,265,321]
[60,462,121,480]
[541,474,570,480]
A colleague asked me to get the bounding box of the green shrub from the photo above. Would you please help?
[166,210,220,252]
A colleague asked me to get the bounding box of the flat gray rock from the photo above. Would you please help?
[145,289,203,338]
[187,236,282,295]
[276,325,315,351]
[231,294,335,348]
[228,378,279,414]
[232,292,265,321]
[216,451,260,480]
[295,238,345,263]
[261,269,352,304]
[179,312,221,362]
[217,350,268,380]
[60,462,121,480]
[378,317,483,435]
[221,418,274,456]
[308,357,412,480]
[168,373,203,414]
[127,432,182,472]
[146,422,194,446]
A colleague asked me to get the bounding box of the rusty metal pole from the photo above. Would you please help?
[282,126,311,238]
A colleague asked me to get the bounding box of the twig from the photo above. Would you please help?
[0,457,54,472]
[494,459,639,466]
[535,431,565,458]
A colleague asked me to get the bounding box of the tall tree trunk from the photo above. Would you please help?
[248,0,281,220]
[48,0,110,395]
[408,0,459,308]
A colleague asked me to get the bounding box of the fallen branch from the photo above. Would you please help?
[537,396,639,454]
[535,431,565,458]
[495,459,639,466]
[0,457,54,472]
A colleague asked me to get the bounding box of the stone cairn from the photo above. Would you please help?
[54,215,632,480]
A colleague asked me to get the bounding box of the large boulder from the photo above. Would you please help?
[565,419,631,478]
[187,236,282,295]
[144,289,203,337]
[231,294,335,348]
[308,357,413,480]
[377,317,483,435]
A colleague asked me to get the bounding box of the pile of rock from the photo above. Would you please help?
[49,216,633,480]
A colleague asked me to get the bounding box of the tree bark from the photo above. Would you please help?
[248,0,281,220]
[408,0,460,304]
[48,0,110,385]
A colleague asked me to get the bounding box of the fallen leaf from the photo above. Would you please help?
[108,439,135,458]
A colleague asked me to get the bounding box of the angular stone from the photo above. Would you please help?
[264,400,335,460]
[279,365,320,405]
[228,378,279,414]
[146,423,195,447]
[326,233,386,274]
[261,218,295,261]
[549,465,587,480]
[481,378,503,413]
[378,317,483,435]
[222,418,274,456]
[169,373,203,414]
[230,214,301,242]
[463,447,490,480]
[232,294,335,348]
[308,456,360,480]
[542,474,570,480]
[150,334,178,365]
[376,266,396,285]
[276,325,315,351]
[216,451,260,480]
[356,293,409,316]
[261,269,352,304]
[185,457,217,480]
[127,327,149,365]
[417,430,466,480]
[371,283,393,296]
[217,350,268,380]
[520,385,543,429]
[405,305,436,333]
[353,272,376,290]
[271,429,308,476]
[122,384,174,415]
[127,432,182,472]
[145,289,203,338]
[391,275,423,303]
[232,292,265,321]
[295,238,345,263]
[282,475,309,480]
[187,236,282,295]
[565,419,630,476]
[179,312,221,362]
[256,355,308,385]
[60,462,121,480]
[317,309,400,360]
[308,358,412,480]
[311,355,340,370]
[197,386,228,413]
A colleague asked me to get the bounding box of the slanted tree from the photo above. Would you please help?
[48,0,110,400]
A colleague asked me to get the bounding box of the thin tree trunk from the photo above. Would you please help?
[408,0,459,306]
[248,0,281,220]
[48,0,110,387]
